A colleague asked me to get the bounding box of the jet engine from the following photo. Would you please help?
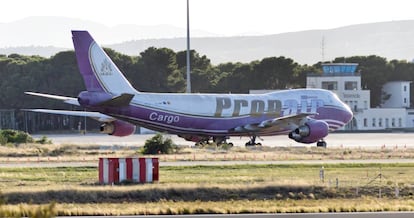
[288,120,329,144]
[100,120,136,137]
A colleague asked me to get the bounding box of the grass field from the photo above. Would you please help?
[0,142,413,216]
[0,143,413,163]
[0,163,413,215]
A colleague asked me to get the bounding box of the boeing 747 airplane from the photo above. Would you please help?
[26,31,353,147]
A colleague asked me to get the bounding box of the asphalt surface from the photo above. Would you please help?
[1,158,414,168]
[34,132,414,148]
[1,132,412,168]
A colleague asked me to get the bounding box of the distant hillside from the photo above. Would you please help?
[2,18,414,64]
[110,20,414,64]
[0,46,67,57]
[0,16,216,48]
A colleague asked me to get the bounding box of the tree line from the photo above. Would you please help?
[0,47,413,132]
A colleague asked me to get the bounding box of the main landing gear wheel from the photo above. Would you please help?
[245,136,262,146]
[316,140,327,148]
[213,136,233,147]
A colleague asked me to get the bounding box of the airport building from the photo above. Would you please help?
[251,63,414,131]
[306,63,413,131]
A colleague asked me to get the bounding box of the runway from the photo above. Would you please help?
[1,158,414,168]
[6,132,409,168]
[35,132,414,148]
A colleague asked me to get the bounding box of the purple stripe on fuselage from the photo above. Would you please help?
[100,104,263,134]
[93,103,351,137]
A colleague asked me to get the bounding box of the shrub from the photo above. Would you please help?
[0,130,52,145]
[142,133,177,154]
[0,129,34,144]
[35,136,52,144]
[49,145,78,156]
[0,134,7,145]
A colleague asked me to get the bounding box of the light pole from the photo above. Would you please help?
[186,0,191,93]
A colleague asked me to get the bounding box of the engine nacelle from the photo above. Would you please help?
[78,91,112,107]
[288,120,329,144]
[100,120,136,137]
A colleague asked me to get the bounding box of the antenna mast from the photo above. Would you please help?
[186,0,192,93]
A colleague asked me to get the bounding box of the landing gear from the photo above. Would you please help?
[316,139,327,148]
[213,136,233,147]
[245,136,262,146]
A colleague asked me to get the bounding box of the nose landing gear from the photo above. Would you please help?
[316,139,327,148]
[245,136,262,146]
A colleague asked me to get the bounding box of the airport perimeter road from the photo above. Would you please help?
[36,132,414,148]
[58,212,414,218]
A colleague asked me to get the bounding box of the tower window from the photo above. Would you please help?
[322,81,338,90]
[345,81,358,90]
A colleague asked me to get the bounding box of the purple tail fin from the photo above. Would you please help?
[71,30,138,94]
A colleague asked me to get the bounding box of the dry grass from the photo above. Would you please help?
[0,143,413,163]
[0,164,412,215]
[0,142,413,215]
[1,198,413,216]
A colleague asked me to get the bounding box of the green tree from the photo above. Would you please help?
[251,56,298,90]
[176,50,217,93]
[135,47,184,92]
[216,62,254,93]
[293,64,319,88]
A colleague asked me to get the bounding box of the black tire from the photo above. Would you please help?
[317,141,327,148]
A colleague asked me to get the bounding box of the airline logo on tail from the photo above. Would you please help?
[99,59,113,76]
[89,42,128,93]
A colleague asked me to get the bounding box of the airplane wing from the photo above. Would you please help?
[233,112,317,132]
[23,109,116,122]
[25,92,79,106]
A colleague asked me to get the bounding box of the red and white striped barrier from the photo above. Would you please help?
[99,157,159,184]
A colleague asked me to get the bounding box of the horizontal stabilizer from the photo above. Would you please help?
[98,93,134,107]
[23,109,115,122]
[25,92,79,106]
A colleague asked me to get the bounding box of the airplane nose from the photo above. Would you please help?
[343,104,354,124]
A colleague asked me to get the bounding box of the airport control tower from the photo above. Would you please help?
[306,63,370,114]
[253,63,411,130]
[307,63,413,130]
